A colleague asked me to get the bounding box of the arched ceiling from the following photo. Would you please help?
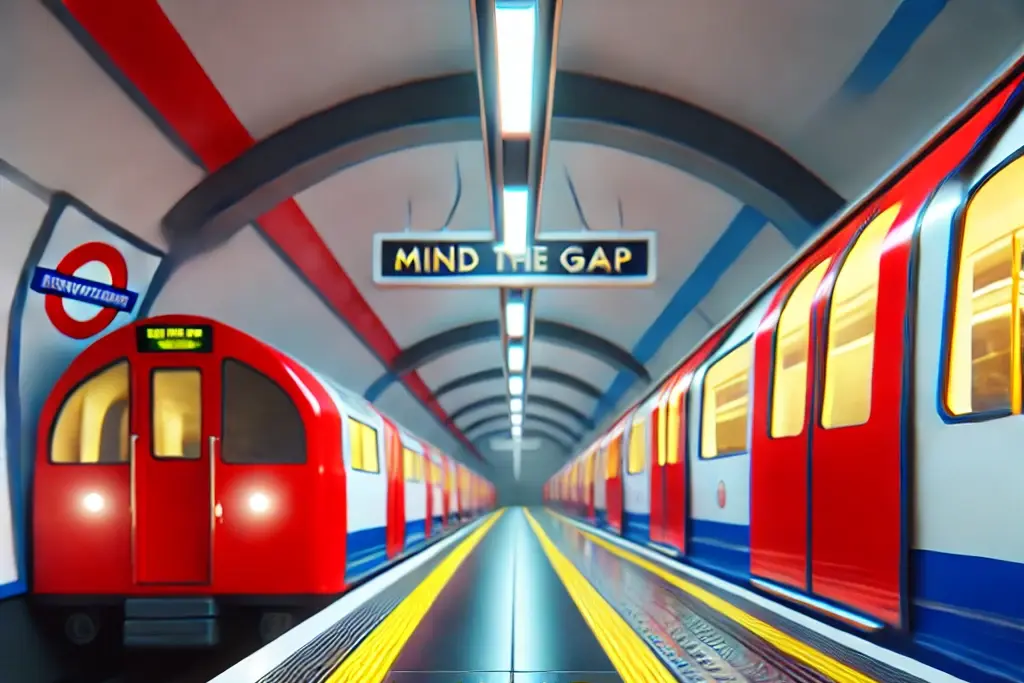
[3,0,1023,495]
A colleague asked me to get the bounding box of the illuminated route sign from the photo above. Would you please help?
[136,324,213,353]
[373,231,656,287]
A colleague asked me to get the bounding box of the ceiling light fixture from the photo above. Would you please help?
[511,413,523,426]
[502,186,529,256]
[509,375,524,396]
[495,1,537,136]
[508,343,525,372]
[510,398,523,413]
[505,299,525,338]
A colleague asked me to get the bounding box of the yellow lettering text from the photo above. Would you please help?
[587,246,612,273]
[614,246,632,272]
[394,248,421,273]
[560,246,585,273]
[458,246,480,272]
[532,246,549,272]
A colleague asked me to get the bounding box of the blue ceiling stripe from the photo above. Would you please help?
[364,372,395,402]
[842,0,949,96]
[590,205,769,425]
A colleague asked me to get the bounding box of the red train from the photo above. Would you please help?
[32,315,495,647]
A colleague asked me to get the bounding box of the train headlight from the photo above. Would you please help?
[81,492,105,515]
[248,491,271,515]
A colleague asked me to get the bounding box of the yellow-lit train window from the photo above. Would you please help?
[51,361,130,464]
[947,159,1024,416]
[701,341,753,458]
[627,419,646,474]
[347,418,380,473]
[402,448,421,481]
[666,379,685,464]
[771,260,832,437]
[584,450,595,488]
[821,205,901,429]
[152,369,201,459]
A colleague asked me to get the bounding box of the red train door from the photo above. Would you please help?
[808,204,909,626]
[750,253,836,591]
[381,419,405,558]
[648,397,668,545]
[132,344,220,585]
[604,430,624,533]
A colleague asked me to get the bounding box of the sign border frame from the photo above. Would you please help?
[372,230,658,287]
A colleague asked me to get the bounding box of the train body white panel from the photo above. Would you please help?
[914,178,1024,565]
[312,373,387,534]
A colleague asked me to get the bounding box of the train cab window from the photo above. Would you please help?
[346,417,380,473]
[402,448,421,481]
[772,259,832,437]
[666,381,685,465]
[51,361,130,464]
[152,369,201,459]
[627,419,646,474]
[821,205,901,429]
[701,341,753,458]
[947,159,1024,416]
[222,360,306,464]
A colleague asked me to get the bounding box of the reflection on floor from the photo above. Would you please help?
[227,507,941,683]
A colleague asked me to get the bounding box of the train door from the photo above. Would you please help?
[584,449,596,522]
[659,326,731,554]
[750,253,836,591]
[441,456,452,528]
[808,204,909,626]
[604,426,625,533]
[380,418,405,558]
[401,441,427,545]
[429,452,444,527]
[131,328,220,585]
[649,390,669,546]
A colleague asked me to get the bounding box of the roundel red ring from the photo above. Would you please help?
[44,242,129,340]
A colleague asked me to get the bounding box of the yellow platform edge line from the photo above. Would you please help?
[522,508,678,683]
[551,511,878,683]
[326,510,505,683]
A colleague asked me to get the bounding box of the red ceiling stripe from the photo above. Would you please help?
[60,0,480,457]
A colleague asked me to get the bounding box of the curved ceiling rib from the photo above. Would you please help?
[433,366,601,401]
[449,395,591,431]
[363,319,648,401]
[473,428,571,453]
[464,411,580,443]
[162,73,843,256]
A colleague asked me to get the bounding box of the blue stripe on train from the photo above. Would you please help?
[345,525,388,581]
[623,512,751,581]
[913,549,1024,678]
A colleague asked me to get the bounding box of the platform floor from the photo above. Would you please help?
[251,507,931,683]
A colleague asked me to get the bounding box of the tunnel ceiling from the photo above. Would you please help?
[3,0,1024,484]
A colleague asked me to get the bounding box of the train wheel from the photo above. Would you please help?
[258,611,295,644]
[64,611,101,646]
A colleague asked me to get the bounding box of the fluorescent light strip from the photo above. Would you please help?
[505,300,525,338]
[510,398,523,413]
[511,425,523,438]
[511,413,523,426]
[502,187,529,256]
[509,375,524,396]
[495,2,537,136]
[508,343,525,372]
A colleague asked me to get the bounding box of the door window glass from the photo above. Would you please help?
[771,259,831,437]
[50,360,129,464]
[821,205,900,429]
[152,369,201,459]
[403,448,421,481]
[222,360,306,464]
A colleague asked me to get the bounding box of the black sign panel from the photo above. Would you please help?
[373,231,657,287]
[136,324,213,353]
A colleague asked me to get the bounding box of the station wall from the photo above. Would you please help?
[0,169,167,599]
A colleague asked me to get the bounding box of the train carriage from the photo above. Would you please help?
[32,314,493,647]
[549,55,1024,681]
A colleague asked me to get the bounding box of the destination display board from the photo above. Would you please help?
[373,231,656,287]
[136,324,213,353]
